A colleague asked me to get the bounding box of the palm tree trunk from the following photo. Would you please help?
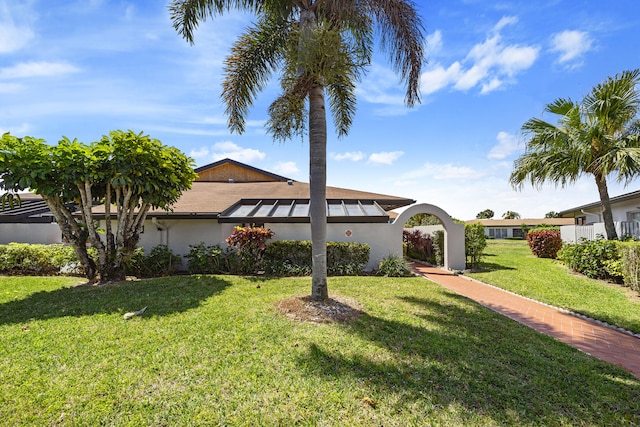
[594,173,618,240]
[309,82,328,301]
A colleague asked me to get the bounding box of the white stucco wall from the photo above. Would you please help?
[0,223,63,244]
[394,204,466,271]
[579,198,640,224]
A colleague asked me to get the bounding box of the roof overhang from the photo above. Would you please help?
[219,199,391,223]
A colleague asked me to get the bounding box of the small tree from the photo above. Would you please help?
[0,131,197,283]
[545,211,560,218]
[476,209,494,219]
[465,223,487,270]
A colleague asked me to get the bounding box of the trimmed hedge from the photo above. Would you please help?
[621,242,640,292]
[558,239,622,282]
[527,230,563,258]
[264,240,370,276]
[0,243,82,275]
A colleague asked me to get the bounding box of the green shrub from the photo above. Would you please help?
[125,245,182,278]
[433,230,445,266]
[327,242,370,275]
[377,254,412,277]
[0,243,80,275]
[526,230,563,258]
[558,239,622,282]
[465,223,486,269]
[184,242,227,274]
[263,240,370,276]
[402,229,434,262]
[621,242,640,292]
[264,240,312,276]
[226,226,274,274]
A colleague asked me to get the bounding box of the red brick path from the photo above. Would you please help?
[411,263,640,378]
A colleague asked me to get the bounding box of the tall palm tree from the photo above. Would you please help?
[510,69,640,240]
[170,0,426,300]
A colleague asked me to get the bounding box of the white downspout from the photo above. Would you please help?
[151,217,168,247]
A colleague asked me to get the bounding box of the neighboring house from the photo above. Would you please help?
[0,192,68,244]
[465,218,573,239]
[559,189,640,242]
[0,159,468,270]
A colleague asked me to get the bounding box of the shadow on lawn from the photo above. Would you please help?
[296,292,640,425]
[0,275,231,325]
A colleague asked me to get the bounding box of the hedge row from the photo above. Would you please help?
[0,243,83,275]
[263,240,370,276]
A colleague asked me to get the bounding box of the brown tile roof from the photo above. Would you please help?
[142,180,414,217]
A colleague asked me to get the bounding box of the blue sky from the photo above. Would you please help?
[2,0,639,220]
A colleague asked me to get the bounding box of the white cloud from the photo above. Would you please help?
[190,141,266,163]
[488,131,522,159]
[0,7,33,53]
[368,151,404,165]
[210,141,266,163]
[550,30,593,68]
[426,30,443,55]
[420,16,539,96]
[189,147,210,159]
[273,161,300,176]
[493,16,519,33]
[331,151,365,161]
[402,162,484,181]
[0,61,80,79]
[420,62,463,95]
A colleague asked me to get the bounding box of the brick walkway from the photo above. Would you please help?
[411,263,640,378]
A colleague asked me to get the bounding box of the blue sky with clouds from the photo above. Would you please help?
[2,0,639,220]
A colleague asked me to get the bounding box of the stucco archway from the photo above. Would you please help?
[393,203,465,271]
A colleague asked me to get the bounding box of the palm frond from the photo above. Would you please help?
[583,69,640,133]
[222,17,291,134]
[363,0,426,107]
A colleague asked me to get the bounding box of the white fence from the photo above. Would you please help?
[561,221,640,243]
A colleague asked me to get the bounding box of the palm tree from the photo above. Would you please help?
[502,211,521,220]
[170,0,425,300]
[510,69,640,240]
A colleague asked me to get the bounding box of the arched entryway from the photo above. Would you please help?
[393,203,465,271]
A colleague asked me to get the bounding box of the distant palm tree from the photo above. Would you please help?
[510,69,640,240]
[502,211,521,220]
[170,0,426,300]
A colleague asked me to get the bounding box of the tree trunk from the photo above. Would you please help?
[594,173,618,240]
[309,81,328,301]
[42,196,97,282]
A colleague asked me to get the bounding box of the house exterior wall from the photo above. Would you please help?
[0,223,63,244]
[267,222,399,271]
[132,219,396,271]
[572,199,640,224]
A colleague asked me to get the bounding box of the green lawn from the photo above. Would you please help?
[467,240,640,334]
[1,274,639,426]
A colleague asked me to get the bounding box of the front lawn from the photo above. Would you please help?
[467,240,640,334]
[1,274,638,426]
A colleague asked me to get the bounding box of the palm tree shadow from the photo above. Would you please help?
[295,294,639,424]
[0,275,231,325]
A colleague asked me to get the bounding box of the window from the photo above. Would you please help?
[626,211,640,223]
[512,228,524,239]
[488,228,508,239]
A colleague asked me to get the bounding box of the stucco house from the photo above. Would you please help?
[1,159,466,270]
[559,189,640,242]
[465,218,573,239]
